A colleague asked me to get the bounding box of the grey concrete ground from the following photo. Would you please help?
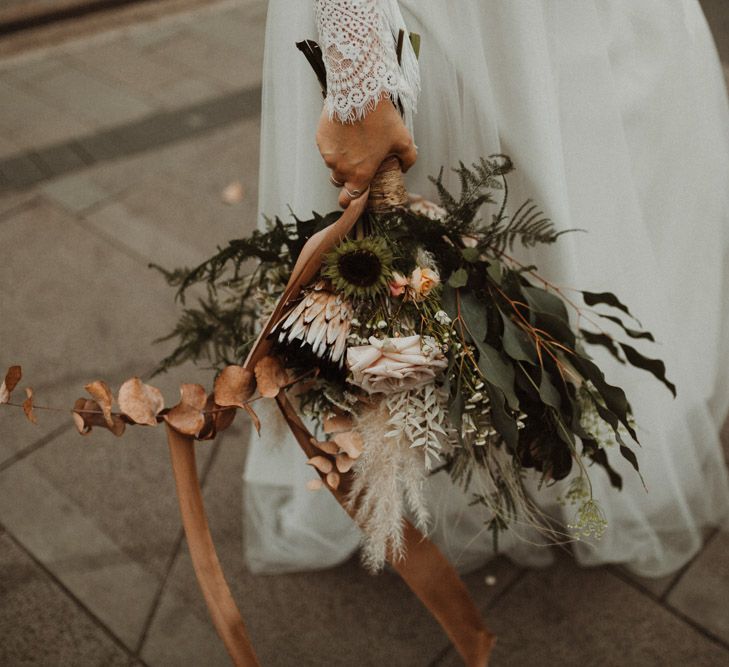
[0,1,728,665]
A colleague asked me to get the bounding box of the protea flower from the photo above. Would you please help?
[271,281,352,366]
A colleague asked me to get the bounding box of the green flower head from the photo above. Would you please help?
[322,236,393,299]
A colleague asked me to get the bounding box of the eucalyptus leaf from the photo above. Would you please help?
[448,268,469,288]
[580,329,625,365]
[476,341,519,410]
[485,381,518,450]
[500,312,537,364]
[522,285,569,323]
[597,313,655,341]
[586,443,623,490]
[581,290,638,322]
[619,343,677,397]
[461,247,480,263]
[538,369,562,409]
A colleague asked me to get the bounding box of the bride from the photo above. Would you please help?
[242,0,729,577]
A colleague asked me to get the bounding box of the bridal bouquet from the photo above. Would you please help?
[154,155,674,571]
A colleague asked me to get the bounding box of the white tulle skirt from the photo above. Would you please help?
[243,0,729,577]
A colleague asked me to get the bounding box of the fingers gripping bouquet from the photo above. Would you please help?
[157,155,675,572]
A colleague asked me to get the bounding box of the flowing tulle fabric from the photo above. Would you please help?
[243,0,729,577]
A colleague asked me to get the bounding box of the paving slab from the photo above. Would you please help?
[667,530,729,645]
[438,552,729,666]
[143,430,471,667]
[0,74,95,150]
[0,197,199,461]
[0,529,131,666]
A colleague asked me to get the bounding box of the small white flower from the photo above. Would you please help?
[377,320,387,329]
[434,310,451,325]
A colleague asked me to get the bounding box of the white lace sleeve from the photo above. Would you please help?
[314,0,420,126]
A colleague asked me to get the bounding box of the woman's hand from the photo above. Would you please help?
[316,97,417,208]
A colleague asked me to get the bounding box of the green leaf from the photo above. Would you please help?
[500,312,537,365]
[538,369,562,409]
[581,290,638,322]
[522,285,569,323]
[448,268,469,288]
[475,341,520,410]
[461,247,480,263]
[572,354,637,441]
[597,313,655,341]
[459,292,487,341]
[485,382,518,450]
[580,329,625,365]
[486,261,502,284]
[619,343,677,397]
[585,443,623,490]
[457,292,519,410]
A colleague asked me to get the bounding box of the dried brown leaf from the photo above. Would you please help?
[333,431,363,459]
[22,387,37,424]
[323,413,354,434]
[85,380,114,429]
[326,470,341,490]
[0,365,22,404]
[164,383,207,437]
[310,437,339,455]
[306,455,333,474]
[117,377,164,426]
[254,356,288,398]
[335,453,355,474]
[214,365,255,408]
[198,393,237,441]
[72,398,125,436]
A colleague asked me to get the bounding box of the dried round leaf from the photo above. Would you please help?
[323,413,354,434]
[326,470,341,490]
[198,393,237,441]
[72,398,92,435]
[0,365,22,404]
[333,431,364,459]
[306,455,333,474]
[72,398,125,436]
[118,377,164,426]
[85,380,114,429]
[254,356,289,398]
[335,453,355,474]
[163,383,207,436]
[214,365,255,408]
[310,438,339,455]
[22,387,37,424]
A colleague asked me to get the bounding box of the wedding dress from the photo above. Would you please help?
[243,0,729,577]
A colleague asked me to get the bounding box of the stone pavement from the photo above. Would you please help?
[0,1,729,665]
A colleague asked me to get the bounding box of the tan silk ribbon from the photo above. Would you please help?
[243,163,496,665]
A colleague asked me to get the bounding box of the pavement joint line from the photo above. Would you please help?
[0,519,141,662]
[0,82,261,194]
[427,566,528,666]
[0,420,74,474]
[133,435,223,656]
[0,192,45,224]
[659,527,720,603]
[606,565,729,655]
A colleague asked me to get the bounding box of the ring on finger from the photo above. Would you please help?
[344,187,362,199]
[329,174,344,187]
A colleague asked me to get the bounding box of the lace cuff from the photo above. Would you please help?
[314,0,419,125]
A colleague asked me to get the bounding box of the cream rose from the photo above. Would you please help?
[346,335,448,394]
[410,266,440,300]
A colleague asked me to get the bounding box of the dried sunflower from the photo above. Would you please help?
[322,237,393,299]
